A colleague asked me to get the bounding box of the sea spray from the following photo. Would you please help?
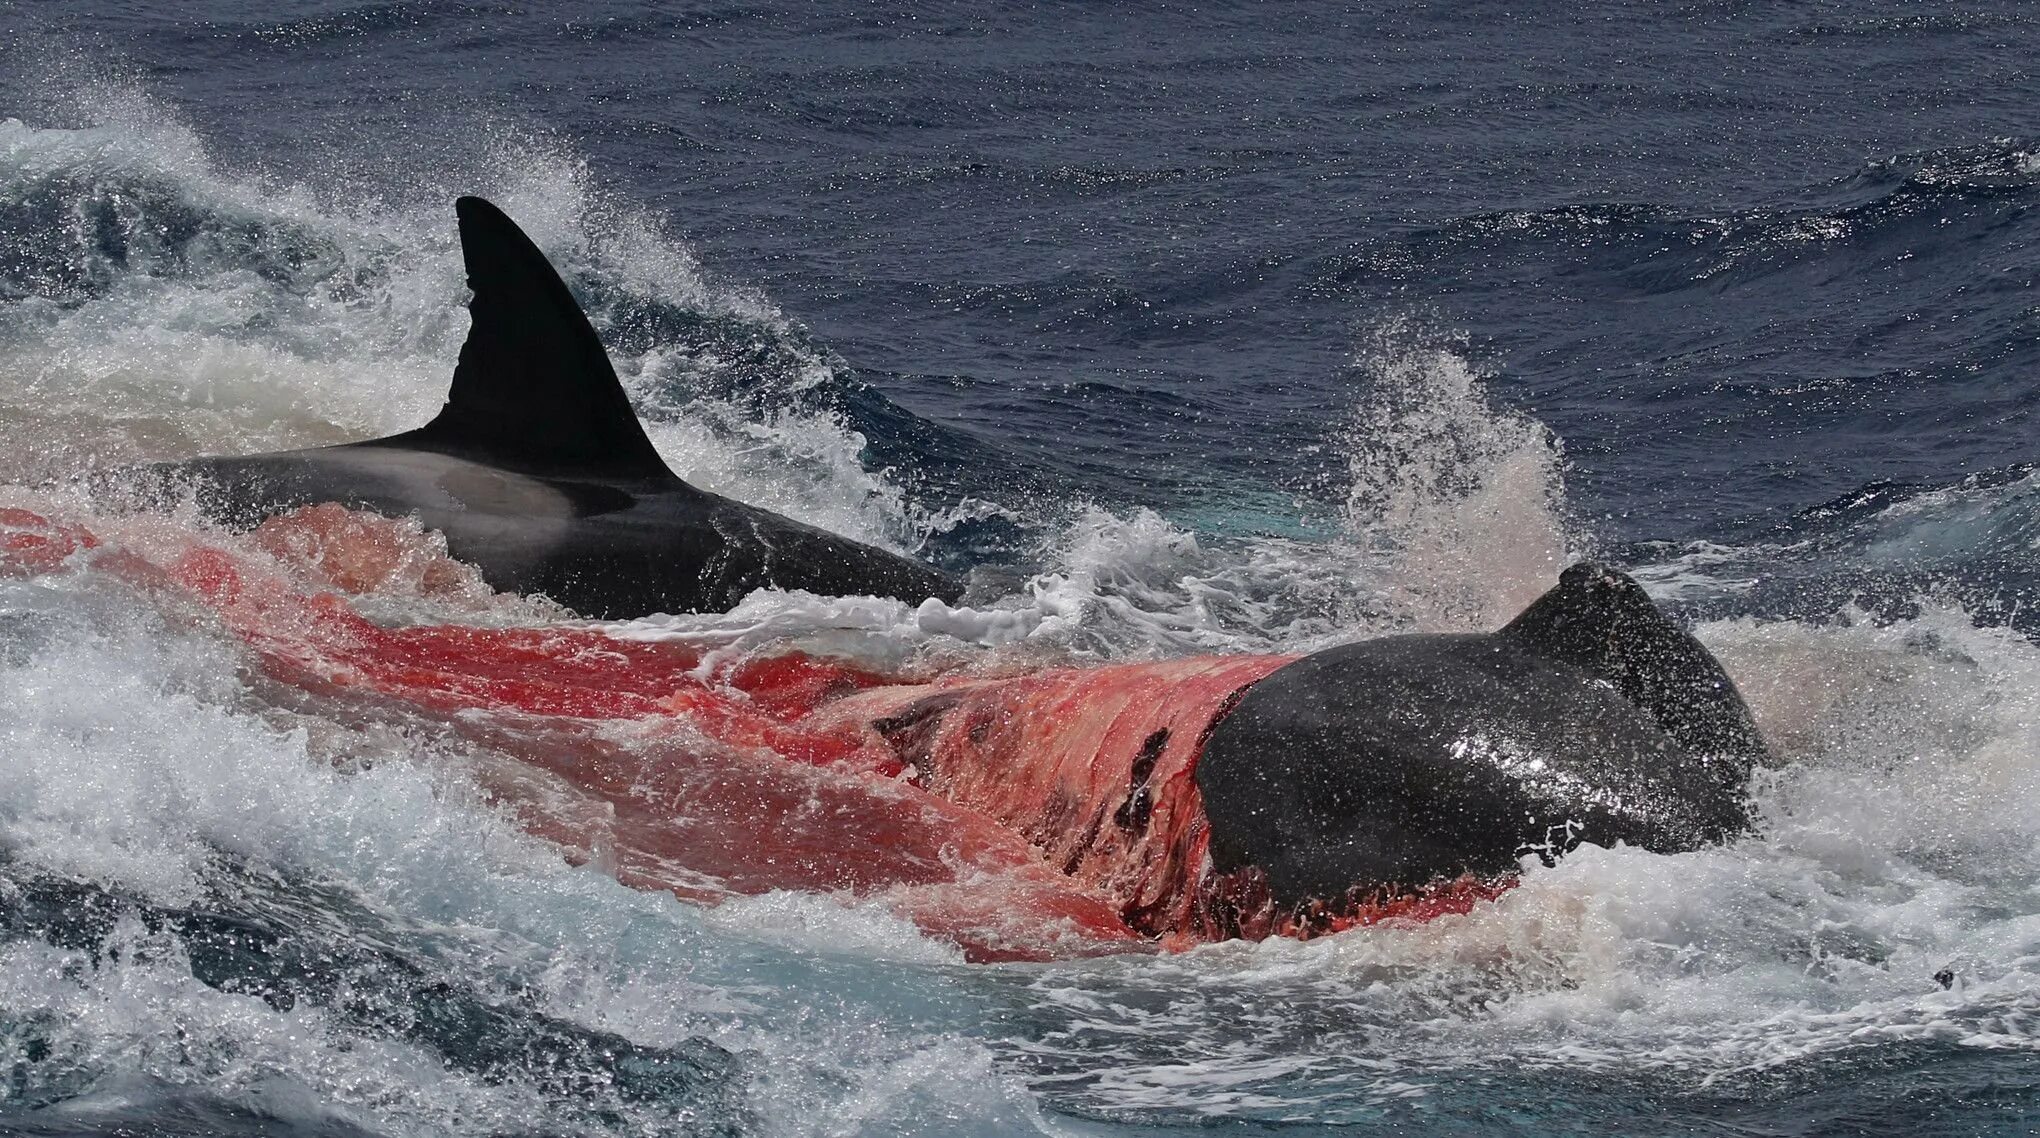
[1340,326,1579,632]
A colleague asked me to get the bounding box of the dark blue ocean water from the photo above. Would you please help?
[0,3,2036,1135]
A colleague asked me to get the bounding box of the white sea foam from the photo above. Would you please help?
[0,552,1062,1134]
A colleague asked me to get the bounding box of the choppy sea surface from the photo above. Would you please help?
[0,3,2037,1134]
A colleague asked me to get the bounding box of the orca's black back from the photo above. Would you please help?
[117,196,964,618]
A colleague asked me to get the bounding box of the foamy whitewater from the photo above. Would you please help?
[2,39,2037,1137]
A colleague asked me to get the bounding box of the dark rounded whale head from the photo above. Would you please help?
[1196,562,1770,909]
[1496,561,1768,766]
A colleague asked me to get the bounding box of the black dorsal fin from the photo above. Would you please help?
[397,196,675,481]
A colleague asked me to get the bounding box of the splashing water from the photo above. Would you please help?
[1340,328,1579,632]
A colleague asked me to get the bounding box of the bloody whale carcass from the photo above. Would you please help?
[0,504,1766,961]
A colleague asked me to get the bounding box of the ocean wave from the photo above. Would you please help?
[1319,140,2039,300]
[1625,465,2040,640]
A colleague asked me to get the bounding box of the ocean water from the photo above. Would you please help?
[0,2,2037,1134]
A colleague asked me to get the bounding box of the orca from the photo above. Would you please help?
[114,196,962,619]
[1196,562,1770,912]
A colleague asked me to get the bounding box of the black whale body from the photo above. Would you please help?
[1199,562,1771,905]
[122,197,961,619]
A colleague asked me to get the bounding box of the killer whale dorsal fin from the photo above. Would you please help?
[391,196,676,481]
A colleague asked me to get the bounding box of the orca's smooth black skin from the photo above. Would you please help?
[1197,563,1771,905]
[119,197,962,619]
